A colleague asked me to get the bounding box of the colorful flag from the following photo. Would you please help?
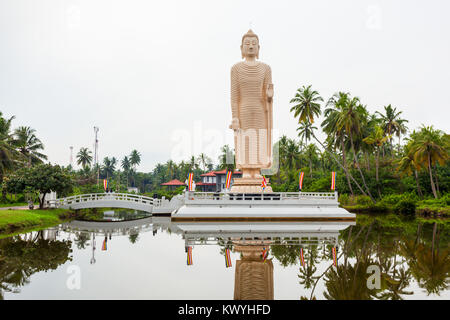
[332,247,338,267]
[102,237,107,251]
[300,247,305,267]
[225,248,232,268]
[299,171,304,191]
[186,246,193,265]
[103,179,108,191]
[261,247,269,262]
[261,176,267,191]
[331,171,336,191]
[188,173,194,191]
[225,170,233,190]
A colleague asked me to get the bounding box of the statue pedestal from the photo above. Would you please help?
[230,177,273,193]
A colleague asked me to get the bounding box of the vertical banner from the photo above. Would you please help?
[186,246,193,266]
[225,170,232,190]
[261,176,267,191]
[332,246,338,267]
[188,173,194,191]
[102,236,107,251]
[299,171,304,191]
[261,247,269,262]
[331,171,336,191]
[299,247,305,267]
[225,248,232,268]
[103,179,108,191]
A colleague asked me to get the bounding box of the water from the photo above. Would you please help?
[0,211,448,300]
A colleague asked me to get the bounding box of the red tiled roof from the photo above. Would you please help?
[200,172,216,177]
[213,170,242,175]
[196,182,216,186]
[161,179,185,186]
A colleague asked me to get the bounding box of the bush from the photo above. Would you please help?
[355,195,373,206]
[395,199,417,215]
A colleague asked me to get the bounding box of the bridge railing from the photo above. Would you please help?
[53,193,155,207]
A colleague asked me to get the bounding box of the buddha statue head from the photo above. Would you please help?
[240,29,260,59]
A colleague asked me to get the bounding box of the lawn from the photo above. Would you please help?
[0,208,75,238]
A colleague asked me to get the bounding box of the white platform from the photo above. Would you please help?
[171,191,355,221]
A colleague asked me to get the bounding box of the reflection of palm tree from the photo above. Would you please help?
[378,268,413,300]
[298,247,320,289]
[74,232,90,249]
[129,233,139,244]
[324,260,380,300]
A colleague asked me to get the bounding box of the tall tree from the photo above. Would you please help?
[409,126,448,198]
[76,148,92,169]
[121,156,131,188]
[129,150,141,170]
[13,126,47,166]
[375,105,408,157]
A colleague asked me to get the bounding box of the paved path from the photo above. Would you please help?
[0,206,29,210]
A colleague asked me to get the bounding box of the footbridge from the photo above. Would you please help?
[52,193,158,213]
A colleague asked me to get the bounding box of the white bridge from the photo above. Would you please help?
[52,193,158,213]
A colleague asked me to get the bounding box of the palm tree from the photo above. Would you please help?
[76,147,92,169]
[363,126,390,197]
[297,121,317,147]
[409,126,448,198]
[0,112,18,180]
[293,87,370,200]
[290,85,323,124]
[334,96,375,201]
[121,156,131,188]
[196,153,211,172]
[218,145,235,170]
[284,138,300,171]
[13,126,47,166]
[305,144,318,178]
[396,141,423,197]
[129,149,141,170]
[102,157,117,180]
[375,105,408,157]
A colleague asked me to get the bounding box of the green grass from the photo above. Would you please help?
[0,208,75,239]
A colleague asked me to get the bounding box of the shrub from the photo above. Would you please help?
[395,199,417,215]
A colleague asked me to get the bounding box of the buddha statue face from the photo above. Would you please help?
[241,31,260,59]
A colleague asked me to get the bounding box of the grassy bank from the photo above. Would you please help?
[341,193,450,216]
[0,208,76,238]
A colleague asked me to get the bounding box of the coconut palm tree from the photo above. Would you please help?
[12,126,47,166]
[294,88,369,200]
[363,126,390,197]
[129,149,141,170]
[76,147,92,169]
[121,156,131,188]
[304,144,318,178]
[102,156,117,180]
[0,112,19,180]
[196,153,211,172]
[218,145,235,170]
[375,105,408,157]
[408,126,448,198]
[297,121,317,147]
[396,141,423,197]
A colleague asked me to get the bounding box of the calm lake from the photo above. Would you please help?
[0,210,448,300]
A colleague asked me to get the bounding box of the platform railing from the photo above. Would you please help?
[185,191,338,201]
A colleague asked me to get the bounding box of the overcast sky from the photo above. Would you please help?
[1,0,449,172]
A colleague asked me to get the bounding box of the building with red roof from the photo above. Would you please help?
[160,179,185,190]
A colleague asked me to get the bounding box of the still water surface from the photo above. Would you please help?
[0,210,448,300]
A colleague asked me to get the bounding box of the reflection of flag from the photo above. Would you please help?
[299,172,304,191]
[332,247,338,267]
[188,173,194,191]
[225,171,232,189]
[102,237,107,251]
[186,246,193,265]
[300,248,305,267]
[261,176,267,191]
[261,247,269,262]
[225,248,232,268]
[103,179,108,190]
[331,172,336,191]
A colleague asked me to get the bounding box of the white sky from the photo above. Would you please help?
[1,0,449,172]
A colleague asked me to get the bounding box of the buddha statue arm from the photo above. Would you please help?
[264,65,273,104]
[230,65,240,130]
